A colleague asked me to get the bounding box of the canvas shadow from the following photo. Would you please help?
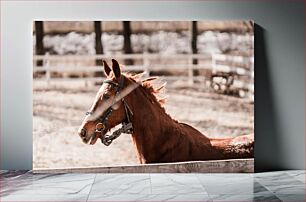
[254,24,284,172]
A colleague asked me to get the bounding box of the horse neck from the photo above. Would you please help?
[125,85,254,162]
[127,86,178,163]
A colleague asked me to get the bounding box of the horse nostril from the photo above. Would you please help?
[80,128,87,137]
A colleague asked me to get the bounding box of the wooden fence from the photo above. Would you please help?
[33,55,254,173]
[212,54,254,94]
[33,53,254,94]
[34,158,254,173]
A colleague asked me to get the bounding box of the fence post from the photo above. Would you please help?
[44,53,50,87]
[248,56,254,101]
[143,53,150,76]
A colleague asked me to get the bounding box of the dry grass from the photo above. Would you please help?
[33,82,253,169]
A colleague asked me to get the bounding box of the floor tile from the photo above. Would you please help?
[265,184,305,195]
[197,174,255,195]
[286,170,305,183]
[275,194,306,202]
[1,172,47,196]
[253,181,274,195]
[256,173,305,195]
[0,194,88,201]
[255,171,293,180]
[210,194,281,202]
[0,170,31,181]
[1,173,95,196]
[2,170,306,202]
[197,173,252,184]
[150,174,207,195]
[285,170,306,175]
[88,194,211,201]
[252,194,282,202]
[90,174,151,195]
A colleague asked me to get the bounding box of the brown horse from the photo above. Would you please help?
[78,59,254,164]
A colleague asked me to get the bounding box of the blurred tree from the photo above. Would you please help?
[123,21,133,65]
[94,21,104,77]
[35,21,45,66]
[191,21,199,76]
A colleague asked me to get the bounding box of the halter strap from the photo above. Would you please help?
[103,76,125,89]
[88,76,134,146]
[103,80,120,88]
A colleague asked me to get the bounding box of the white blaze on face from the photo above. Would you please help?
[84,81,140,122]
[84,83,109,122]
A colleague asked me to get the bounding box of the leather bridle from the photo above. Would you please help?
[86,77,134,146]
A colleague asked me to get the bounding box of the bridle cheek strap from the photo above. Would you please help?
[99,99,134,146]
[93,77,134,146]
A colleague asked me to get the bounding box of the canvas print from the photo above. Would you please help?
[33,21,254,172]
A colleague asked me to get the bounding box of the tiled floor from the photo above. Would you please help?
[0,170,305,201]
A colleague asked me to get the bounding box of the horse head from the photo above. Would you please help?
[78,59,137,145]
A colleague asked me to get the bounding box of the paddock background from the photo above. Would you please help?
[1,0,304,171]
[32,20,254,169]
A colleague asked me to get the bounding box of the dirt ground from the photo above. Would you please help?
[33,81,253,169]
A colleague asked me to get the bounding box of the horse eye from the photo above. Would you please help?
[103,93,110,100]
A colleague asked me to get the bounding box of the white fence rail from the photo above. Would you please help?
[212,54,254,94]
[33,53,254,95]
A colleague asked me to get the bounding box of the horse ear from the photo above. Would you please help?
[111,59,121,78]
[103,60,111,77]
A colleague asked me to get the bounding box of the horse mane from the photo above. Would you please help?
[126,72,183,127]
[108,71,176,124]
[126,72,167,106]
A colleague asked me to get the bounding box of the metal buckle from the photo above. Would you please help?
[95,123,105,132]
[122,122,133,134]
[102,135,113,146]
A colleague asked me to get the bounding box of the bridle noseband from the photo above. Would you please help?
[86,77,134,146]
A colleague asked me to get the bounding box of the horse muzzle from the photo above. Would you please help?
[78,128,102,145]
[78,128,88,141]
